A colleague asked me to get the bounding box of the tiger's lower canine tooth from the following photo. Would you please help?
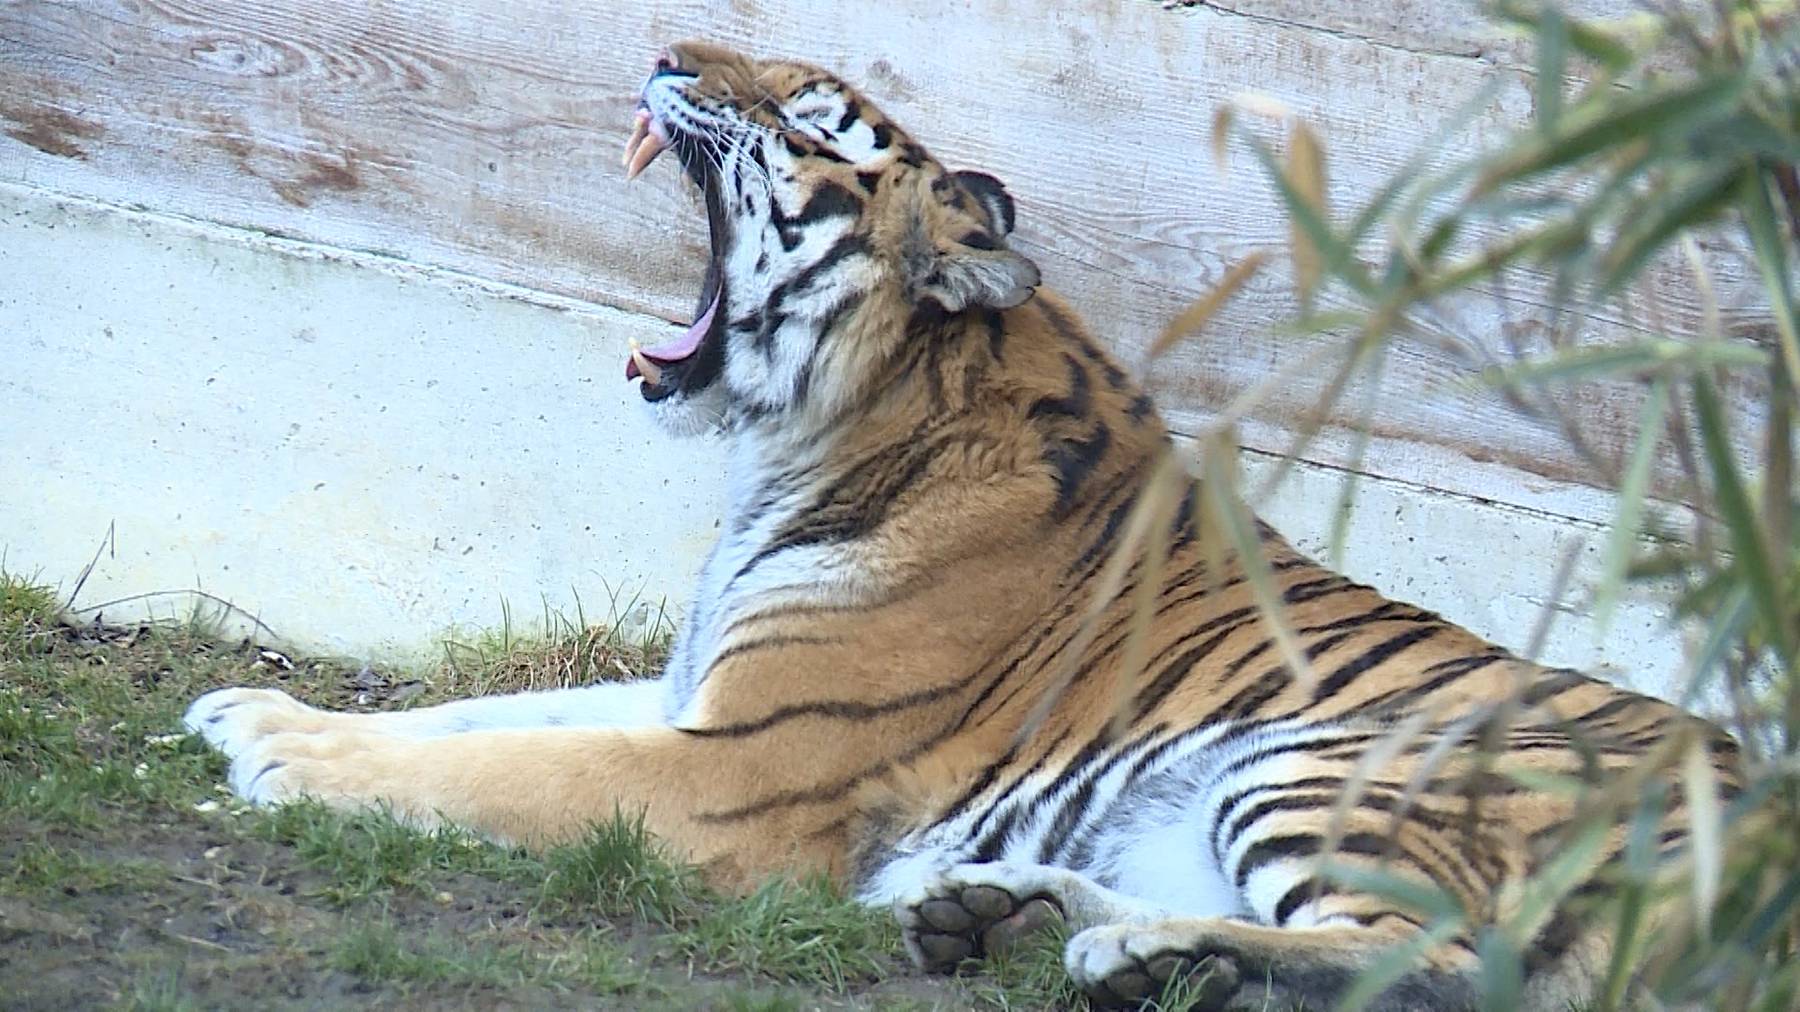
[629,342,663,387]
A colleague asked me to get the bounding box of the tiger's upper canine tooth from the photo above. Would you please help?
[629,340,664,387]
[623,114,650,171]
[625,116,666,182]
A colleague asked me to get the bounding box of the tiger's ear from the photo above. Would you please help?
[914,242,1041,312]
[950,170,1018,237]
[906,172,1040,312]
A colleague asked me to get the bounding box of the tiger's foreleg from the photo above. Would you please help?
[188,689,843,883]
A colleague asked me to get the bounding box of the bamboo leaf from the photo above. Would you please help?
[1598,164,1744,295]
[1209,103,1236,171]
[1598,801,1665,1011]
[1319,862,1464,922]
[1593,378,1670,635]
[1147,253,1268,362]
[1199,432,1315,692]
[1475,341,1767,390]
[1692,375,1794,666]
[1108,456,1182,740]
[1337,917,1468,1012]
[1241,132,1372,295]
[1492,0,1639,72]
[1535,5,1568,135]
[1681,738,1724,937]
[1475,74,1744,194]
[1476,929,1524,1012]
[1740,167,1800,401]
[1676,583,1751,712]
[1502,816,1614,949]
[1287,120,1328,313]
[1497,765,1590,800]
[1740,872,1800,953]
[1346,80,1505,247]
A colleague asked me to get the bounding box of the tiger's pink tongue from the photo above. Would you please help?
[626,286,721,381]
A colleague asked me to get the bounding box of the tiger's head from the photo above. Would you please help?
[621,42,1040,435]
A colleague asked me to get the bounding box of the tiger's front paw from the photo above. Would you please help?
[225,728,396,807]
[185,687,400,810]
[1065,922,1244,1010]
[184,687,332,758]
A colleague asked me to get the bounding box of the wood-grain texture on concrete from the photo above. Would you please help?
[0,0,1766,526]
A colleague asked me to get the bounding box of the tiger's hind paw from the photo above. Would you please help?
[1066,922,1244,1010]
[895,863,1067,972]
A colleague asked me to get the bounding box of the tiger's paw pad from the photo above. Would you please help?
[897,867,1066,972]
[1066,923,1243,1010]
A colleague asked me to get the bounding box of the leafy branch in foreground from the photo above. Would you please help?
[1144,1,1799,1008]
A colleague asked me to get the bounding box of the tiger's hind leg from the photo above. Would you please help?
[895,861,1167,972]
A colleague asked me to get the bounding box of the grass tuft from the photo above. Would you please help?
[673,875,900,992]
[437,592,673,698]
[539,810,705,923]
[0,569,59,654]
[965,926,1082,1010]
[252,801,541,905]
[328,917,535,990]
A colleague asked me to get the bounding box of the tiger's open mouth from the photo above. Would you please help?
[622,107,730,402]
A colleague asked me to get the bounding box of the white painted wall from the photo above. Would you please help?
[1,182,1689,701]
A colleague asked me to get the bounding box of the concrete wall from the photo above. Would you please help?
[3,185,726,657]
[0,1,1758,701]
[2,184,1690,700]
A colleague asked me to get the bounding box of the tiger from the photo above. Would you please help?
[185,42,1740,1010]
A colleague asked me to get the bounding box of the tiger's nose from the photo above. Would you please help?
[652,49,678,76]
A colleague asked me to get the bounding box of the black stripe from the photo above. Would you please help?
[1036,724,1171,864]
[1129,607,1259,717]
[1236,831,1392,888]
[1044,423,1111,520]
[1027,355,1091,420]
[685,676,969,738]
[969,730,1072,861]
[835,98,862,134]
[1310,625,1444,703]
[1275,878,1335,924]
[708,633,842,668]
[1362,652,1507,712]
